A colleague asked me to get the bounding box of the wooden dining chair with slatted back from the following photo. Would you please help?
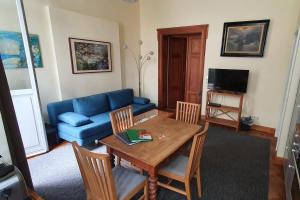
[157,122,209,200]
[176,101,202,154]
[72,142,148,200]
[109,105,134,165]
[176,101,201,125]
[110,105,134,135]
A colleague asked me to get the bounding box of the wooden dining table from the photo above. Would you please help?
[100,114,201,200]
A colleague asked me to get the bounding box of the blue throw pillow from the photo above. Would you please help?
[73,94,109,116]
[107,89,134,110]
[58,112,91,127]
[133,97,150,105]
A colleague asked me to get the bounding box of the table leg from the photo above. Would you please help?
[149,169,158,200]
[107,148,115,168]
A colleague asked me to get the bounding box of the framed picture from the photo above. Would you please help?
[69,37,112,74]
[0,30,43,69]
[220,20,270,57]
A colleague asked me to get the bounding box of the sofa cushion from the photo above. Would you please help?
[107,89,134,110]
[58,112,91,127]
[89,112,111,124]
[73,94,109,117]
[133,97,150,105]
[132,103,156,116]
[58,120,111,139]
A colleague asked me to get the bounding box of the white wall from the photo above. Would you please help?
[0,0,61,121]
[0,0,141,121]
[47,7,122,99]
[47,0,141,95]
[139,0,300,128]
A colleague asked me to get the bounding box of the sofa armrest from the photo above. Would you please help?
[58,112,91,127]
[47,99,74,126]
[133,97,150,105]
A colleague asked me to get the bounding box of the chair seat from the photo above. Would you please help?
[158,155,188,181]
[113,165,147,200]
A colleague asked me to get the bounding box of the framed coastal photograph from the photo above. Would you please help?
[220,20,270,57]
[0,30,43,69]
[69,38,112,74]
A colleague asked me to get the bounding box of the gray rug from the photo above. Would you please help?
[28,126,270,200]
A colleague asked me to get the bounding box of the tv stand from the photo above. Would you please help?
[205,90,244,132]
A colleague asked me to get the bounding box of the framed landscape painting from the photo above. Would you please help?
[0,30,43,69]
[221,20,270,57]
[69,38,112,74]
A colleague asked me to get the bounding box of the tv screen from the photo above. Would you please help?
[208,68,249,93]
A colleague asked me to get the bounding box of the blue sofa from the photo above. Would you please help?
[47,89,156,146]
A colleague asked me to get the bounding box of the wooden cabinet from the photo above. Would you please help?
[205,90,244,132]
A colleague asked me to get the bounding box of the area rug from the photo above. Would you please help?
[28,126,270,200]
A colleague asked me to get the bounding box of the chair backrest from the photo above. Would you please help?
[72,142,117,200]
[176,101,201,124]
[109,105,134,135]
[186,122,209,179]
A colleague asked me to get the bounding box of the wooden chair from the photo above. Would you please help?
[110,105,134,135]
[72,142,148,200]
[176,101,201,124]
[109,106,134,165]
[157,122,209,200]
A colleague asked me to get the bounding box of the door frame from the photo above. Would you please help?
[157,25,209,109]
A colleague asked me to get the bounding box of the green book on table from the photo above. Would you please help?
[126,129,153,143]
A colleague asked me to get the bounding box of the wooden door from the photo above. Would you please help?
[157,25,208,110]
[185,34,205,104]
[167,36,187,109]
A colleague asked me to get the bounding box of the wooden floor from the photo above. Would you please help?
[243,129,285,200]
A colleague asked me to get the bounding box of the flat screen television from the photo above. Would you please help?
[208,68,249,93]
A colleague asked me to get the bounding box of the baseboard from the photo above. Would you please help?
[274,155,287,166]
[251,124,275,136]
[201,115,276,136]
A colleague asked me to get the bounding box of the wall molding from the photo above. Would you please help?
[251,124,276,136]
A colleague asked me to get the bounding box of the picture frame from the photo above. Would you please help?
[0,30,43,69]
[220,20,270,57]
[69,37,112,74]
